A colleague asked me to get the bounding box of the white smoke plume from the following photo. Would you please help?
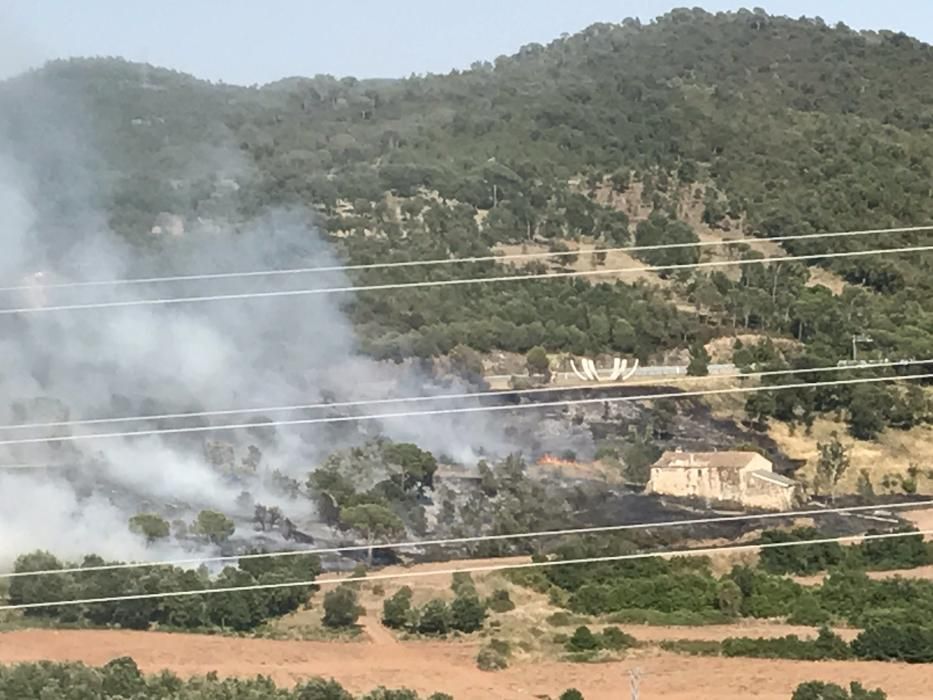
[0,66,525,570]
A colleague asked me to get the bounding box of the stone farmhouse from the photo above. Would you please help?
[646,449,796,510]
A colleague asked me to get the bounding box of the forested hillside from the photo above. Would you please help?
[2,9,932,397]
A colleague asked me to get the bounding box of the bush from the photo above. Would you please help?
[559,690,585,700]
[450,594,486,633]
[451,571,476,597]
[293,677,354,699]
[599,626,636,651]
[856,530,931,571]
[792,681,887,700]
[486,589,515,613]
[787,593,831,626]
[128,513,170,543]
[716,580,743,617]
[359,690,420,700]
[476,645,509,671]
[0,659,452,699]
[659,639,722,656]
[566,626,601,652]
[852,623,933,663]
[323,586,361,629]
[722,627,852,661]
[525,346,550,378]
[546,611,588,627]
[758,528,845,575]
[347,563,368,590]
[382,587,413,629]
[417,599,451,635]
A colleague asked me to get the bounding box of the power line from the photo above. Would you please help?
[3,244,931,316]
[2,528,930,611]
[2,224,928,294]
[0,371,927,447]
[2,499,929,579]
[0,359,921,434]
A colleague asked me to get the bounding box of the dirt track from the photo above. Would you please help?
[1,628,928,699]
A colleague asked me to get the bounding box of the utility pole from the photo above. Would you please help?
[629,667,642,700]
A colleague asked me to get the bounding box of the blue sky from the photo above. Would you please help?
[3,1,932,85]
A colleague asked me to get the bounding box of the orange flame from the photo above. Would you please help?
[536,453,579,468]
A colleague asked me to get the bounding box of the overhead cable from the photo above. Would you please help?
[0,371,929,447]
[2,528,930,611]
[1,224,928,293]
[3,244,931,315]
[0,358,922,433]
[1,499,929,579]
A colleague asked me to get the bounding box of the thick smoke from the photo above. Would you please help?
[0,69,527,570]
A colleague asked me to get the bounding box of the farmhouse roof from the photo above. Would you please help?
[652,450,765,470]
[749,469,796,488]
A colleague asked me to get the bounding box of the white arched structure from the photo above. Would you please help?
[569,357,639,382]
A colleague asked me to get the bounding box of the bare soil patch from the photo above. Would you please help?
[492,241,669,286]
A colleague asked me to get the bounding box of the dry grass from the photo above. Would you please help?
[769,417,933,493]
[492,241,669,286]
[806,267,847,294]
[703,334,802,363]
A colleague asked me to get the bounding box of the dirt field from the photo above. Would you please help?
[2,552,929,699]
[1,628,927,699]
[4,525,933,698]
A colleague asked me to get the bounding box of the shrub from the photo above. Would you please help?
[381,587,413,630]
[417,599,451,635]
[322,586,361,629]
[546,611,588,627]
[792,681,887,700]
[486,589,515,613]
[294,677,354,699]
[476,645,509,671]
[451,571,476,597]
[853,608,917,629]
[851,623,933,663]
[758,528,845,575]
[450,594,486,633]
[716,580,743,617]
[128,513,170,543]
[566,626,601,652]
[721,627,851,661]
[358,690,420,700]
[599,626,636,651]
[559,690,585,700]
[857,530,931,570]
[787,593,831,626]
[487,638,511,656]
[659,639,722,656]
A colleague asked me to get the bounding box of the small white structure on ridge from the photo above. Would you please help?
[569,357,639,382]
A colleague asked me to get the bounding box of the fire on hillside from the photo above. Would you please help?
[536,453,583,469]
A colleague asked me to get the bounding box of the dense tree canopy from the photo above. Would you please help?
[5,10,933,377]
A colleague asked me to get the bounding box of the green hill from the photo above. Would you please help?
[2,8,932,435]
